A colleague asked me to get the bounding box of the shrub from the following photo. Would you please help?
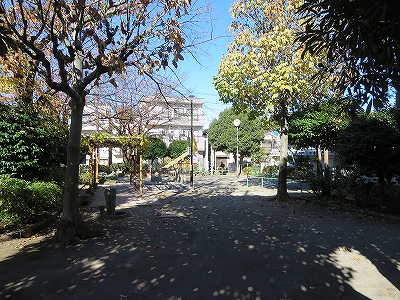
[0,177,31,225]
[0,105,68,181]
[308,172,323,196]
[29,181,62,213]
[79,172,90,184]
[293,155,314,176]
[0,177,62,227]
[243,164,260,176]
[243,166,252,176]
[336,111,400,198]
[110,163,131,174]
[98,164,112,174]
[262,166,278,177]
[41,165,66,186]
[79,165,90,184]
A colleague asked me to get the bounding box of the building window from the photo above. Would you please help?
[177,108,185,116]
[262,141,272,150]
[168,109,174,119]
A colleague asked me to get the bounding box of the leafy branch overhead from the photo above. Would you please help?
[297,0,400,108]
[0,6,17,56]
[1,0,193,99]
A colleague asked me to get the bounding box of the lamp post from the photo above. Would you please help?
[233,118,241,176]
[190,97,194,187]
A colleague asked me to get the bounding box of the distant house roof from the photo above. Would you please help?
[215,151,229,158]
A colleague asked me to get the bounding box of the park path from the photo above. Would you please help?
[0,175,399,300]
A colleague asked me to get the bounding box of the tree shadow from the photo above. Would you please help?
[0,176,399,299]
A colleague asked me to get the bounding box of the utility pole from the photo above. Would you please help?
[190,97,194,187]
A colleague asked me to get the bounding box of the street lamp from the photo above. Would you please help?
[190,97,194,187]
[233,119,241,176]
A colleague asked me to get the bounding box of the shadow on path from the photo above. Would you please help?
[0,176,399,300]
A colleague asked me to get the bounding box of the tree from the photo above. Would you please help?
[0,7,17,56]
[87,68,188,136]
[213,0,329,201]
[1,0,200,242]
[297,0,400,109]
[168,140,189,159]
[336,110,400,205]
[144,137,168,165]
[0,52,70,124]
[208,107,264,170]
[289,98,350,195]
[0,52,38,104]
[0,104,68,180]
[84,69,188,163]
[251,148,268,165]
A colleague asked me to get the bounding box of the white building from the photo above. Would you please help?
[141,95,205,146]
[141,95,209,170]
[81,95,207,168]
[262,131,280,166]
[290,147,338,170]
[81,102,125,165]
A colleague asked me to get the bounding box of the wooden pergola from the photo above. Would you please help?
[82,133,148,197]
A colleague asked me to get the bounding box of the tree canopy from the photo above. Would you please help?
[168,140,189,159]
[214,0,321,114]
[297,0,400,109]
[289,98,350,150]
[0,104,68,180]
[213,0,330,201]
[144,137,168,164]
[208,107,264,158]
[336,110,400,195]
[0,7,17,56]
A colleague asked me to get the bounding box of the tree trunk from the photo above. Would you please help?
[54,40,89,243]
[95,147,99,186]
[275,108,290,202]
[316,144,322,176]
[321,147,330,197]
[108,146,113,165]
[15,60,37,105]
[132,148,137,189]
[377,175,385,208]
[55,98,88,243]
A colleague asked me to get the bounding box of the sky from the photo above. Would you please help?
[178,1,235,129]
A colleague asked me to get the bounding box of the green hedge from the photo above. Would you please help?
[0,177,62,227]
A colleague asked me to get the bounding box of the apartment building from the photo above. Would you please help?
[81,95,207,168]
[141,95,210,171]
[141,95,205,146]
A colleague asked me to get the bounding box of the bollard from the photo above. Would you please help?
[104,188,116,215]
[151,169,162,182]
[168,170,176,182]
[99,205,107,216]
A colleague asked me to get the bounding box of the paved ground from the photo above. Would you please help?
[0,175,399,300]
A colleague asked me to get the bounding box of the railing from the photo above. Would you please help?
[245,176,307,193]
[246,176,277,188]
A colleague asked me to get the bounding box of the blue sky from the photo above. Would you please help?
[180,1,235,128]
